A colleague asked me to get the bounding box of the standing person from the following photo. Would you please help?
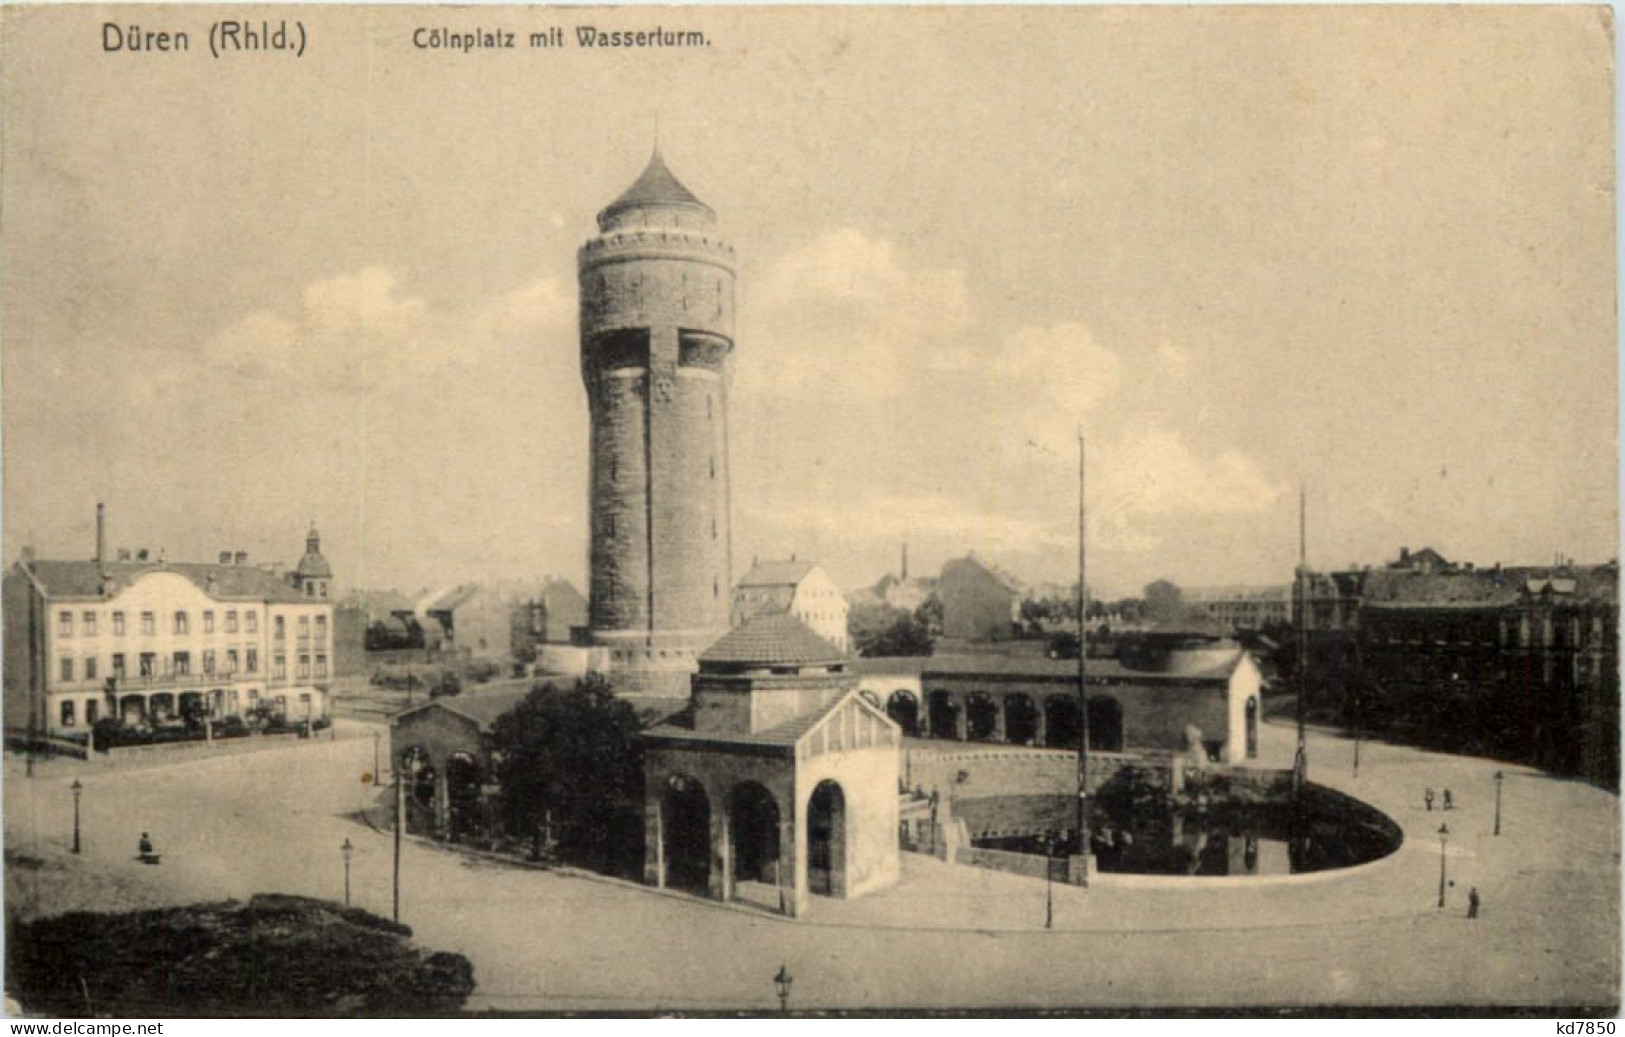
[1468,887,1480,919]
[1443,789,1454,811]
[1425,788,1435,811]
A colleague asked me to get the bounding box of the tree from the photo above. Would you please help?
[850,600,933,657]
[490,674,644,872]
[1144,580,1185,624]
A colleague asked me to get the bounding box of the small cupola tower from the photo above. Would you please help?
[294,522,333,599]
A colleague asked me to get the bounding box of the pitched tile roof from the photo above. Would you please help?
[603,149,712,219]
[22,559,306,603]
[700,612,848,667]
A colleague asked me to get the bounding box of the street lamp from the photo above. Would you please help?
[1494,771,1504,836]
[772,964,793,1014]
[1436,823,1449,909]
[373,730,382,782]
[70,779,83,854]
[1043,831,1056,930]
[341,837,354,907]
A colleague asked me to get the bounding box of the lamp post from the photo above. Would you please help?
[772,964,793,1014]
[341,837,354,907]
[1494,771,1504,836]
[1436,822,1449,908]
[70,779,83,854]
[373,730,381,781]
[1044,832,1056,930]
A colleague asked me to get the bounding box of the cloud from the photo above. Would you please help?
[207,268,572,394]
[740,230,971,401]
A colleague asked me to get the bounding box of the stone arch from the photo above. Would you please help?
[1245,696,1259,759]
[444,751,483,843]
[661,774,711,894]
[927,691,960,740]
[1004,693,1038,746]
[148,692,176,722]
[728,782,780,886]
[118,694,147,725]
[178,691,206,723]
[1045,695,1082,750]
[807,779,848,897]
[886,690,920,737]
[1088,695,1124,752]
[966,692,999,742]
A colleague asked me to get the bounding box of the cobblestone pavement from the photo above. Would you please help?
[5,718,1616,1011]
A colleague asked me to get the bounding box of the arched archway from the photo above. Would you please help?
[662,775,711,894]
[178,692,205,724]
[1045,695,1082,749]
[1088,695,1124,752]
[148,693,176,722]
[966,693,998,742]
[1004,694,1038,745]
[400,745,437,835]
[728,782,781,887]
[886,690,920,737]
[927,691,960,740]
[1245,697,1259,759]
[118,695,147,725]
[807,780,847,897]
[445,752,483,843]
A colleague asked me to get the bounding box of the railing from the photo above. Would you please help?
[102,671,262,692]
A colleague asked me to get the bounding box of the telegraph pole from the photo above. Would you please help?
[393,761,404,923]
[1076,431,1090,859]
[1294,485,1309,794]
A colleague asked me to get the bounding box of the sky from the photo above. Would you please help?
[2,5,1616,599]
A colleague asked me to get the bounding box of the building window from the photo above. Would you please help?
[203,650,215,674]
[140,611,155,636]
[226,649,239,673]
[85,699,98,725]
[299,616,310,640]
[245,611,258,633]
[59,657,73,683]
[57,611,72,637]
[226,610,238,633]
[83,611,97,636]
[273,654,286,679]
[246,648,258,674]
[275,616,285,640]
[203,611,214,634]
[298,655,310,679]
[306,583,315,598]
[85,657,98,681]
[112,654,125,679]
[173,611,189,635]
[315,654,328,678]
[139,653,155,677]
[320,583,328,599]
[173,651,190,676]
[315,615,327,643]
[60,700,75,727]
[113,611,126,636]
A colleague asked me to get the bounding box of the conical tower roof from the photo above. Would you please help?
[601,148,713,221]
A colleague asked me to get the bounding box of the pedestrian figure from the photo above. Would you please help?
[1443,789,1454,811]
[1468,887,1480,919]
[928,789,940,824]
[1425,788,1435,811]
[139,832,152,856]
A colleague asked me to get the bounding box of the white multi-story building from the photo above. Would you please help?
[3,521,336,736]
[731,559,849,653]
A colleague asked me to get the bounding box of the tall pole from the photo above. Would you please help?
[1076,431,1090,857]
[1494,771,1504,836]
[1294,485,1309,794]
[393,764,404,923]
[1437,823,1449,908]
[71,780,82,854]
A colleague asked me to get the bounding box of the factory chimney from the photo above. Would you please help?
[95,503,106,564]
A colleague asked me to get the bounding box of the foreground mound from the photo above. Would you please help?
[7,893,474,1016]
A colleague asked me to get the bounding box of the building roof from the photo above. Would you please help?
[416,584,485,614]
[856,648,1247,685]
[294,526,332,579]
[644,688,897,753]
[602,148,712,220]
[20,558,306,604]
[699,613,848,667]
[737,559,817,588]
[393,686,533,733]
